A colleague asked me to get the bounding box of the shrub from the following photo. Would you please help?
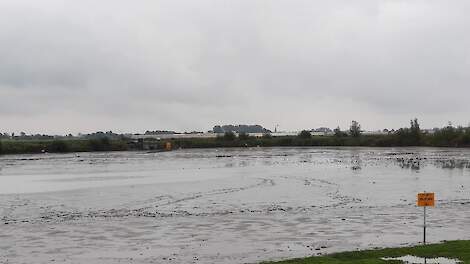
[298,130,312,139]
[223,131,236,141]
[334,126,347,137]
[47,140,69,153]
[262,133,272,139]
[89,137,111,151]
[349,121,361,137]
[238,132,250,140]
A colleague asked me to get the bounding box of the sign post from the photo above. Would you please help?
[417,192,435,245]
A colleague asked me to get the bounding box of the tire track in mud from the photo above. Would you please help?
[3,175,469,225]
[0,196,33,223]
[278,175,363,208]
[157,178,275,207]
[1,178,276,224]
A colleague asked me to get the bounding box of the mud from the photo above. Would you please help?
[1,147,469,263]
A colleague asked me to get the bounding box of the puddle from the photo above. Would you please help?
[382,255,461,264]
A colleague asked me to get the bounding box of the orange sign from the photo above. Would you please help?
[417,193,435,207]
[165,142,172,151]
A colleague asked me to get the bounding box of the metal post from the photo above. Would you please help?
[423,206,426,245]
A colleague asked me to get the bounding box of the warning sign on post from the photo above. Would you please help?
[417,193,435,207]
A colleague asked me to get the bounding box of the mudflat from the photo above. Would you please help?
[1,147,469,264]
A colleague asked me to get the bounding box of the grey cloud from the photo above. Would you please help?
[0,0,469,134]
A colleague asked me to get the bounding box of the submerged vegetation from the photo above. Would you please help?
[1,120,470,155]
[262,240,470,264]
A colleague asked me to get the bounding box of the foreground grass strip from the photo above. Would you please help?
[263,240,470,264]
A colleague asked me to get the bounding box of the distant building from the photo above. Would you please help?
[312,127,332,133]
[310,127,333,136]
[144,130,177,135]
[362,130,390,135]
[212,125,271,134]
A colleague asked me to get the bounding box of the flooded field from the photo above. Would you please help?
[1,147,470,264]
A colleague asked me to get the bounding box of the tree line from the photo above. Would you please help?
[1,119,470,154]
[220,119,470,147]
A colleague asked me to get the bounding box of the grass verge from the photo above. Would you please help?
[263,240,470,264]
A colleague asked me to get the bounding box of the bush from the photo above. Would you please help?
[334,127,347,137]
[278,137,294,146]
[262,133,272,139]
[223,131,236,141]
[89,137,111,151]
[47,140,69,153]
[238,132,250,140]
[349,120,361,137]
[298,130,312,139]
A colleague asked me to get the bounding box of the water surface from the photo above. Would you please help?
[1,147,469,264]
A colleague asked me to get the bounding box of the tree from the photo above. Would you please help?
[410,118,420,134]
[410,118,422,143]
[395,118,423,146]
[298,130,312,139]
[223,131,236,141]
[349,121,361,137]
[334,126,346,137]
[262,133,272,139]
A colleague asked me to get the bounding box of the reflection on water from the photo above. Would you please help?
[388,151,470,171]
[435,159,470,169]
[1,147,470,194]
[1,147,470,264]
[349,149,362,171]
[395,155,422,171]
[382,255,461,264]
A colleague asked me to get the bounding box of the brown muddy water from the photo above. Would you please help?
[1,147,469,263]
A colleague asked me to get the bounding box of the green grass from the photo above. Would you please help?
[0,138,129,154]
[1,131,470,155]
[263,240,470,264]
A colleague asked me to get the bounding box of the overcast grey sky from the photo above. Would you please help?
[1,0,469,134]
